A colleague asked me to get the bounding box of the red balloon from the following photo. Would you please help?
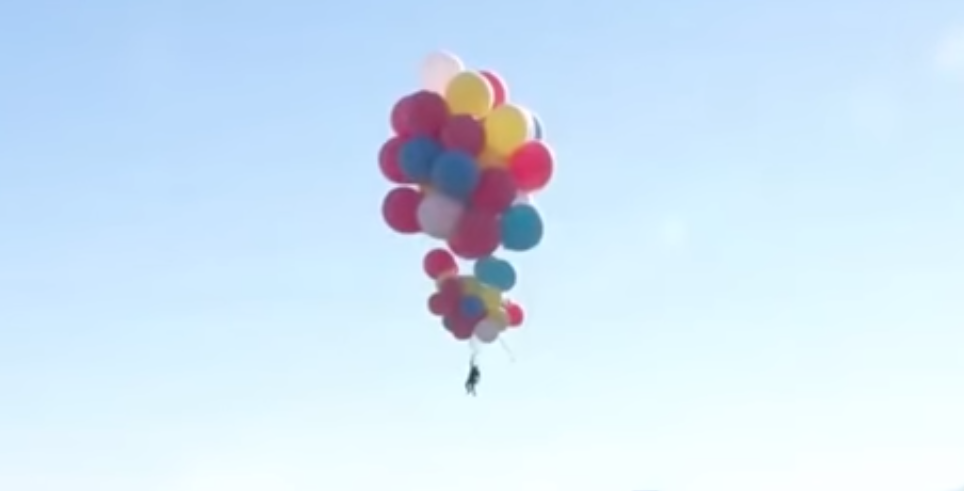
[470,167,517,214]
[444,316,474,340]
[480,70,507,107]
[447,210,500,259]
[428,293,450,316]
[381,187,421,234]
[423,248,458,279]
[438,276,463,299]
[406,90,449,137]
[504,301,524,327]
[439,115,485,155]
[378,136,408,184]
[508,140,554,192]
[390,96,413,136]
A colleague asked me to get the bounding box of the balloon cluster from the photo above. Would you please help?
[379,51,554,345]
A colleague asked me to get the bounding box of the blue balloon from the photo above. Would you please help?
[531,113,544,140]
[430,150,480,200]
[500,204,543,251]
[473,256,517,291]
[398,136,441,183]
[459,295,486,318]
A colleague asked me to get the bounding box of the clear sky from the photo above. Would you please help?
[1,1,964,490]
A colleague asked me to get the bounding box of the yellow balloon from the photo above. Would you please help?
[478,285,502,312]
[444,71,493,118]
[477,147,507,169]
[460,276,482,295]
[489,310,509,329]
[483,104,530,157]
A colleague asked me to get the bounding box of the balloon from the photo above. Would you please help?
[477,147,506,169]
[438,276,463,302]
[488,308,509,328]
[381,187,421,234]
[470,167,517,214]
[378,136,408,184]
[423,248,458,279]
[473,318,501,343]
[477,284,503,314]
[474,256,517,291]
[444,315,475,340]
[459,275,482,295]
[439,115,485,155]
[508,140,554,192]
[398,136,442,183]
[421,51,464,94]
[416,191,464,239]
[444,71,493,118]
[448,209,500,259]
[531,112,545,140]
[459,295,486,318]
[406,91,449,137]
[479,70,507,107]
[500,203,543,251]
[504,301,524,327]
[513,192,534,206]
[428,293,450,316]
[483,104,530,157]
[390,96,413,136]
[430,150,480,200]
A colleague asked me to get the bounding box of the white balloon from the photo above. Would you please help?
[513,192,535,206]
[420,51,464,94]
[473,318,501,344]
[417,192,464,239]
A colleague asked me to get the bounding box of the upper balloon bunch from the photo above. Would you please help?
[379,51,555,343]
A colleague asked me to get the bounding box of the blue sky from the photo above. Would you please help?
[1,0,964,490]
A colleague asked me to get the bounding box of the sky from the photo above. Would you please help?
[1,0,963,490]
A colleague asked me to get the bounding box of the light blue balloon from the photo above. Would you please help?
[398,136,441,183]
[531,113,545,140]
[459,295,485,318]
[430,150,480,200]
[474,256,517,291]
[500,204,543,251]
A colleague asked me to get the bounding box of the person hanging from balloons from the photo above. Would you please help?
[378,51,553,395]
[465,355,481,396]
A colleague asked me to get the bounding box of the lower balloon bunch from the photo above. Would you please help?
[379,51,554,346]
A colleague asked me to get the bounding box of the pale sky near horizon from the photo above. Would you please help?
[2,1,964,491]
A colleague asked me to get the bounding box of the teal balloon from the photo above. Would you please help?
[531,113,544,140]
[473,256,517,291]
[430,150,480,200]
[399,136,441,182]
[500,204,543,251]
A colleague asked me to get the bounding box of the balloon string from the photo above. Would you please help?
[498,338,516,362]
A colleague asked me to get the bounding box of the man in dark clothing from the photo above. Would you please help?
[465,361,480,396]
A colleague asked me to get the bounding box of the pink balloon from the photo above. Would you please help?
[423,248,458,279]
[439,115,485,155]
[378,136,408,184]
[504,301,524,327]
[438,276,462,303]
[470,167,517,214]
[480,71,507,107]
[444,316,474,340]
[448,209,500,259]
[381,187,421,234]
[390,96,413,136]
[406,90,449,137]
[508,140,554,192]
[428,293,450,316]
